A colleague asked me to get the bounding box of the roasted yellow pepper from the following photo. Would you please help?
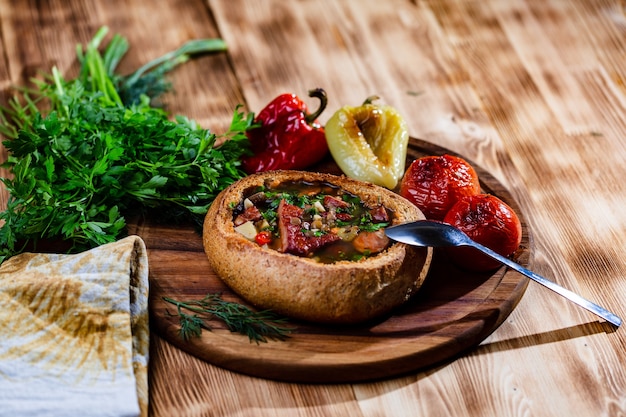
[325,96,409,189]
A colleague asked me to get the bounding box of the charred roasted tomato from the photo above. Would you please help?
[443,194,522,271]
[399,154,481,220]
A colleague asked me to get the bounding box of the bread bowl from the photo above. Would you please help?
[203,170,432,324]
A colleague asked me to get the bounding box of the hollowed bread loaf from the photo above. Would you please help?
[203,170,432,324]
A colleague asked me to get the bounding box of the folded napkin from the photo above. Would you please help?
[0,236,149,417]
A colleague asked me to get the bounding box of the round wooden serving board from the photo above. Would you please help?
[134,138,532,383]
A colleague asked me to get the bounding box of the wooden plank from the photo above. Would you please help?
[209,0,503,161]
[426,2,626,416]
[430,0,626,297]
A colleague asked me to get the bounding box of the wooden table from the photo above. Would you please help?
[1,1,625,416]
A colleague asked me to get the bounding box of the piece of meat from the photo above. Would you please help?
[335,212,353,222]
[369,205,389,223]
[323,195,349,209]
[277,199,340,256]
[234,205,263,226]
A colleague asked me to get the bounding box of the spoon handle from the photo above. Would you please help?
[470,242,622,327]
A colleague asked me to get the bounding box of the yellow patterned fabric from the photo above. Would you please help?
[0,236,149,417]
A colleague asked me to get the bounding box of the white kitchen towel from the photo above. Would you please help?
[0,236,149,417]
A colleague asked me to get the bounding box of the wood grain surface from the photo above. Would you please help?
[1,1,625,416]
[139,138,531,383]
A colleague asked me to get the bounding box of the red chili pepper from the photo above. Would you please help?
[255,230,273,246]
[242,88,329,174]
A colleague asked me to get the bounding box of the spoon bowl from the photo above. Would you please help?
[385,220,621,327]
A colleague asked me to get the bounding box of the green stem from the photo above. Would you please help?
[163,297,207,315]
[305,88,328,124]
[362,95,380,106]
[124,38,227,87]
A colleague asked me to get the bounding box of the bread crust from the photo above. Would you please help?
[203,170,432,324]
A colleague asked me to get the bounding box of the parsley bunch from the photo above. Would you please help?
[0,27,253,263]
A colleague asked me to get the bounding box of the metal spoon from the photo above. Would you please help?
[385,220,622,327]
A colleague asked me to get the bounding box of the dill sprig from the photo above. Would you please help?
[163,293,293,344]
